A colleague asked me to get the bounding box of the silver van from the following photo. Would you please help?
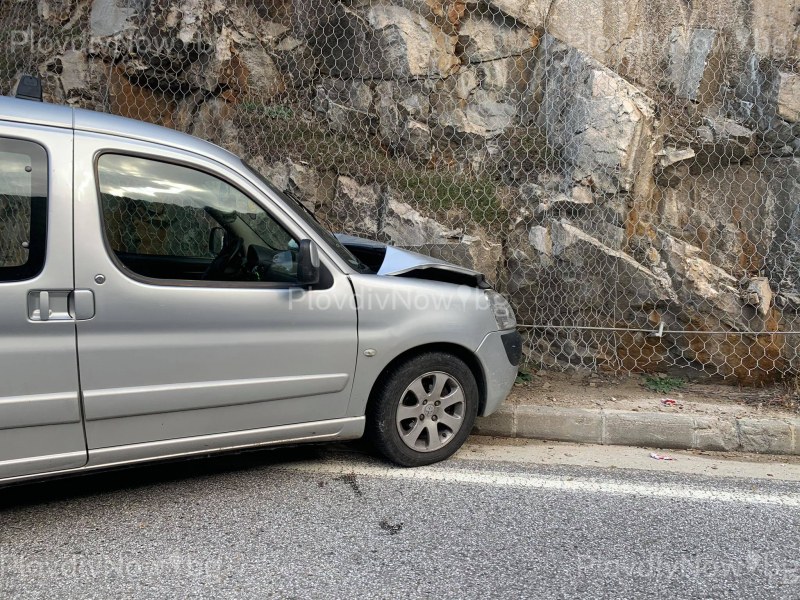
[0,89,519,484]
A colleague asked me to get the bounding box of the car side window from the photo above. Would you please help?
[0,138,47,282]
[97,154,300,284]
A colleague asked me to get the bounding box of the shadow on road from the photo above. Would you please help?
[0,441,371,510]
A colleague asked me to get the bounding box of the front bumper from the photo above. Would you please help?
[475,329,521,416]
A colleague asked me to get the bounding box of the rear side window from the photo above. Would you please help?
[0,138,47,282]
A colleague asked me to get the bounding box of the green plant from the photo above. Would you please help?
[401,171,506,226]
[515,370,533,385]
[498,126,562,170]
[235,110,508,226]
[643,375,685,394]
[241,102,294,121]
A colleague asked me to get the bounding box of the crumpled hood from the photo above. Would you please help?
[335,234,489,288]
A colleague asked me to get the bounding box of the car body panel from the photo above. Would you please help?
[345,274,502,417]
[335,234,488,287]
[0,97,73,129]
[0,417,365,487]
[0,120,88,480]
[72,130,359,450]
[377,246,482,278]
[475,331,520,415]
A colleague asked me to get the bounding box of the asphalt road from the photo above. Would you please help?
[1,439,799,600]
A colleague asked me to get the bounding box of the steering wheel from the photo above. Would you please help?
[202,235,244,280]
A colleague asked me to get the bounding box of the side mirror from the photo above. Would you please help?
[209,227,225,255]
[297,239,320,286]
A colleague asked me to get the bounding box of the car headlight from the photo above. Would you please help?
[485,290,517,331]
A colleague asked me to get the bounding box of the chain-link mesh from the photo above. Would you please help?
[0,144,35,268]
[1,0,798,384]
[0,192,30,267]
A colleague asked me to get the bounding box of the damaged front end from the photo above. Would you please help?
[335,234,490,289]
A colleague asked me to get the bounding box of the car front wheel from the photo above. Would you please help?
[367,352,479,467]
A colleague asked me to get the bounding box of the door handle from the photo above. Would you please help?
[38,290,50,321]
[28,290,94,321]
[70,289,95,320]
[28,290,66,321]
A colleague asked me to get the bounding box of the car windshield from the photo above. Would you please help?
[244,162,369,273]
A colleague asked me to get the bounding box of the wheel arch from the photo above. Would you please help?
[365,342,488,417]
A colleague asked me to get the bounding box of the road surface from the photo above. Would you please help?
[1,438,798,599]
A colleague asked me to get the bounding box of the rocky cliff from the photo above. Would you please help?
[2,0,798,382]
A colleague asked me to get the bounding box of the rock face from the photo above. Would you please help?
[531,35,656,194]
[777,73,800,124]
[308,3,458,79]
[5,0,798,383]
[669,28,723,105]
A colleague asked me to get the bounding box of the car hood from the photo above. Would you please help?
[335,234,489,288]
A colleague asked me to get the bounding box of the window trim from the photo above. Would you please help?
[93,150,333,290]
[0,138,48,283]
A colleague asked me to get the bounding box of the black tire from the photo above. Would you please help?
[366,352,479,467]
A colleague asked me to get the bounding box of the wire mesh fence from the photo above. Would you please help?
[1,0,798,384]
[0,192,31,268]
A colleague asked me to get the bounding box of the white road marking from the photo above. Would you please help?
[277,460,800,507]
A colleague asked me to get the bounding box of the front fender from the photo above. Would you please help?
[345,274,498,417]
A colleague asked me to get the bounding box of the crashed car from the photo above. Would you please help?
[0,82,519,484]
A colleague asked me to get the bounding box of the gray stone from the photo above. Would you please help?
[400,120,433,161]
[312,4,458,79]
[90,0,138,37]
[381,196,462,246]
[331,176,380,238]
[658,147,696,169]
[315,79,374,135]
[794,422,800,456]
[367,5,458,77]
[376,81,401,143]
[551,220,674,308]
[696,116,757,164]
[440,98,517,138]
[696,126,714,143]
[752,0,799,61]
[777,72,800,123]
[506,216,674,331]
[458,15,535,63]
[570,186,593,205]
[692,416,739,452]
[473,405,515,437]
[528,225,552,258]
[190,98,241,154]
[660,234,742,322]
[374,80,433,151]
[238,45,284,100]
[706,117,755,145]
[416,239,503,284]
[55,50,88,99]
[737,418,795,455]
[604,411,696,449]
[515,406,603,444]
[488,0,545,26]
[669,28,723,104]
[533,35,656,194]
[519,183,545,204]
[254,158,328,213]
[766,159,800,312]
[743,277,773,318]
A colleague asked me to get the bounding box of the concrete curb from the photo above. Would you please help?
[474,405,800,456]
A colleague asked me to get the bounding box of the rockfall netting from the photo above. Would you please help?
[1,0,798,383]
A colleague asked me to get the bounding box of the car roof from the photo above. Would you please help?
[0,96,237,167]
